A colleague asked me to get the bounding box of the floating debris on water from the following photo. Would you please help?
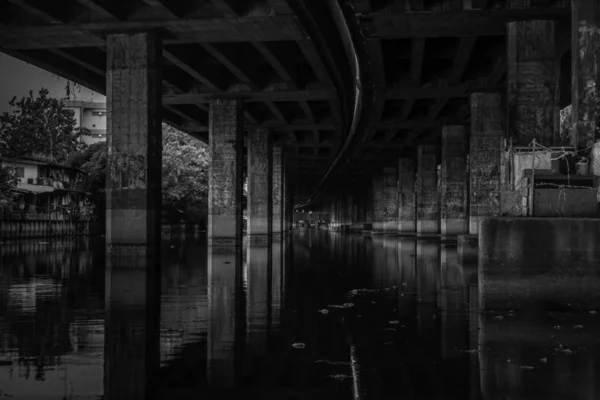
[315,360,351,366]
[520,365,535,370]
[292,343,306,349]
[318,309,330,315]
[493,316,504,321]
[574,325,584,329]
[328,374,351,381]
[540,357,548,363]
[553,325,561,330]
[327,303,354,309]
[389,320,400,325]
[401,283,407,287]
[590,311,597,315]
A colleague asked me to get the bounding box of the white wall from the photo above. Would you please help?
[1,161,38,183]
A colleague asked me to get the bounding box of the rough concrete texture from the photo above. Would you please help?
[572,1,600,150]
[457,234,478,267]
[440,126,468,238]
[372,174,385,232]
[416,145,439,236]
[247,128,272,239]
[208,99,244,246]
[469,93,503,235]
[106,32,162,247]
[398,158,416,234]
[272,146,283,235]
[507,20,559,146]
[383,166,398,234]
[479,217,600,310]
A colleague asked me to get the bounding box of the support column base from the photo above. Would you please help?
[398,220,416,235]
[457,234,478,266]
[417,220,439,237]
[441,218,468,239]
[248,234,270,246]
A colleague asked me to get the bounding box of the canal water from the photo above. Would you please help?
[1,230,600,399]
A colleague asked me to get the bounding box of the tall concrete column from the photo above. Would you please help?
[440,126,468,238]
[247,128,272,243]
[398,158,416,234]
[382,166,398,234]
[507,20,559,146]
[106,32,162,248]
[469,92,503,235]
[416,145,439,236]
[272,146,283,236]
[105,32,162,399]
[572,0,600,174]
[208,99,244,246]
[372,173,385,232]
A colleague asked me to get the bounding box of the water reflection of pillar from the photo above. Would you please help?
[416,241,440,335]
[207,247,244,389]
[439,245,467,360]
[468,284,481,400]
[246,244,271,365]
[398,239,416,291]
[372,237,400,288]
[271,240,282,330]
[104,246,161,400]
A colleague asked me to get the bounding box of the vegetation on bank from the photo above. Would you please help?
[0,88,211,223]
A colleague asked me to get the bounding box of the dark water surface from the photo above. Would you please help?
[1,230,600,399]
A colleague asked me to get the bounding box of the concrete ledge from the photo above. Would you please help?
[457,234,478,266]
[479,217,600,311]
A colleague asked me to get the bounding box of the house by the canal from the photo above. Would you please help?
[0,157,92,221]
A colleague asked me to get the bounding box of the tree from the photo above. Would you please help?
[70,124,210,223]
[161,124,210,222]
[0,88,89,163]
[559,105,573,146]
[0,167,18,201]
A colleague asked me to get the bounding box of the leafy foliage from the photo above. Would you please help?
[162,124,210,221]
[559,105,573,146]
[0,88,89,162]
[69,123,210,222]
[0,167,18,201]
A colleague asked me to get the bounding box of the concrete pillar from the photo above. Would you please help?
[440,126,468,238]
[469,93,503,235]
[416,145,439,236]
[247,128,272,243]
[572,0,600,174]
[372,173,385,232]
[208,99,244,246]
[397,158,416,234]
[382,166,398,234]
[272,146,283,236]
[106,31,162,246]
[507,20,559,146]
[105,32,162,400]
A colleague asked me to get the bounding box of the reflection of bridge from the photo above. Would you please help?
[2,1,593,244]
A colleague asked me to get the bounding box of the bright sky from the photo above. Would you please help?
[0,53,105,113]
